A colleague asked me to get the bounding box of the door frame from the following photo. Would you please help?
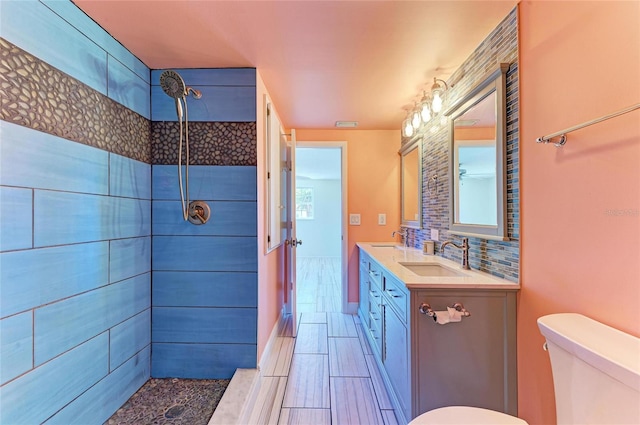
[295,141,350,313]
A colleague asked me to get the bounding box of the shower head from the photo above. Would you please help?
[160,70,187,120]
[160,70,186,99]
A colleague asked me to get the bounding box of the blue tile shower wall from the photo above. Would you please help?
[0,122,152,423]
[0,1,152,423]
[151,165,258,378]
[1,2,260,421]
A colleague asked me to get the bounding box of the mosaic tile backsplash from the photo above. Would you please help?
[401,9,520,282]
[152,121,257,166]
[0,38,151,163]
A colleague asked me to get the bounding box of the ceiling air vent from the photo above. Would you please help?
[335,121,358,128]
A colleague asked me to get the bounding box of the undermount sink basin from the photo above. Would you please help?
[398,262,467,277]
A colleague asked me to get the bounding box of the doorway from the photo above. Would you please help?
[294,143,348,314]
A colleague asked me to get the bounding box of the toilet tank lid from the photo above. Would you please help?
[538,313,640,392]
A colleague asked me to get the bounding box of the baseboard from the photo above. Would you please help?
[346,302,359,314]
[258,311,286,371]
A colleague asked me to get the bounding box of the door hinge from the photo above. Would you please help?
[267,171,270,179]
[268,235,271,243]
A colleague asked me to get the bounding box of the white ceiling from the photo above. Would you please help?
[73,0,518,130]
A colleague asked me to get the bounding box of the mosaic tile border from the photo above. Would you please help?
[151,121,257,166]
[401,8,520,282]
[0,38,151,163]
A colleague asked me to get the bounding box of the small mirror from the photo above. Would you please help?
[400,141,421,228]
[445,63,509,240]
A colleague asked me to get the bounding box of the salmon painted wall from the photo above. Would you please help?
[256,71,285,361]
[295,130,401,303]
[519,2,640,424]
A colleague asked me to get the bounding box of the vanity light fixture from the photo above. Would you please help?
[430,77,449,113]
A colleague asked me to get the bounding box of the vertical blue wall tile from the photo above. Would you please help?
[152,165,257,201]
[151,343,256,379]
[152,236,257,272]
[44,346,150,425]
[0,312,33,385]
[109,154,151,199]
[0,186,33,252]
[109,310,150,370]
[0,242,109,318]
[34,273,150,365]
[0,121,109,194]
[152,201,257,236]
[0,0,108,95]
[152,271,257,307]
[33,191,150,247]
[110,237,151,283]
[0,332,109,425]
[152,307,257,344]
[108,57,151,119]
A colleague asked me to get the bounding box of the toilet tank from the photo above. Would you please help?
[537,313,640,424]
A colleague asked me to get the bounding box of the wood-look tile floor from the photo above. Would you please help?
[247,258,398,425]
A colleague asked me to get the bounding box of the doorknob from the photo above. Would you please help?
[286,238,303,247]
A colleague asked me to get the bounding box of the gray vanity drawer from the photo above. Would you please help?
[383,272,409,323]
[368,261,382,289]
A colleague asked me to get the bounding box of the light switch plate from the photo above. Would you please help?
[378,213,386,225]
[430,228,439,241]
[349,214,361,225]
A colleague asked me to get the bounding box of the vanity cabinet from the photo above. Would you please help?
[357,247,518,425]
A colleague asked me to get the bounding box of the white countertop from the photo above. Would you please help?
[357,242,520,290]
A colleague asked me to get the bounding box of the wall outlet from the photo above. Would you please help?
[430,228,439,241]
[349,214,361,226]
[378,213,386,225]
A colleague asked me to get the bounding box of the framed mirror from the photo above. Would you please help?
[444,63,509,240]
[400,140,422,228]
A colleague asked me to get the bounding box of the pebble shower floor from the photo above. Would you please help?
[105,378,230,425]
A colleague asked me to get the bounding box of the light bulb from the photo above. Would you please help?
[430,78,448,113]
[432,92,443,113]
[411,109,421,128]
[420,102,431,122]
[403,119,414,137]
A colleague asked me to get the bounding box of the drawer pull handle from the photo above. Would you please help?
[386,289,402,298]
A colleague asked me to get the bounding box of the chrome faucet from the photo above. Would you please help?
[392,228,409,249]
[440,237,471,270]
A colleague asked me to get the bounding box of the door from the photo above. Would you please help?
[284,129,300,336]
